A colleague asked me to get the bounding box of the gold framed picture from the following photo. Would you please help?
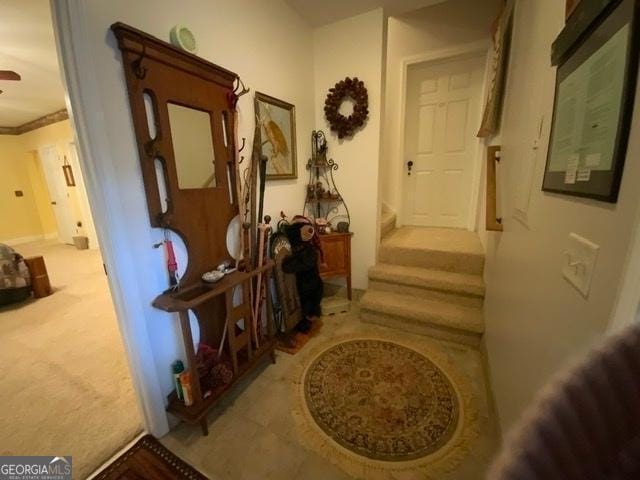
[254,92,297,180]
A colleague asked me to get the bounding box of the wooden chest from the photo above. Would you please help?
[24,256,52,298]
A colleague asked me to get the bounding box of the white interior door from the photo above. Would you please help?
[69,142,100,249]
[39,145,75,244]
[403,55,485,228]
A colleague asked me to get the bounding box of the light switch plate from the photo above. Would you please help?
[562,233,599,298]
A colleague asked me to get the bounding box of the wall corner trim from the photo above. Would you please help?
[51,0,169,437]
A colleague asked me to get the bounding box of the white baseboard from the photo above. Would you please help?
[1,234,45,246]
[1,232,59,246]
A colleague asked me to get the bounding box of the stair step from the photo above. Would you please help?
[368,280,483,307]
[359,290,484,346]
[380,212,396,239]
[379,227,484,274]
[369,263,484,306]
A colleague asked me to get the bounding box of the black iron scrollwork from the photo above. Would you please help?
[303,130,351,228]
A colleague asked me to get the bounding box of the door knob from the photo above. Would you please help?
[407,160,414,176]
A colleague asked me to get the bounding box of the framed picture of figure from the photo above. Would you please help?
[254,92,297,180]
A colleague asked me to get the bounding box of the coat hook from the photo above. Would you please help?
[233,77,250,98]
[132,44,147,79]
[238,155,245,165]
[238,137,246,153]
[227,78,250,109]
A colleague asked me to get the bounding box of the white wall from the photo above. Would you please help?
[0,135,43,243]
[0,120,100,248]
[482,0,640,432]
[608,200,640,333]
[313,9,386,289]
[382,0,499,214]
[68,141,100,250]
[68,0,315,422]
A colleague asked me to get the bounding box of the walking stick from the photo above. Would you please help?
[252,217,272,347]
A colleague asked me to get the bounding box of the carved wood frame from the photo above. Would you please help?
[111,23,240,287]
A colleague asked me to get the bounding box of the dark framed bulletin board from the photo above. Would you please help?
[543,0,640,202]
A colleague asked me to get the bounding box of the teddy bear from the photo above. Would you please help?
[281,218,323,333]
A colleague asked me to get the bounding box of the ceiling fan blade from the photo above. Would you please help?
[0,71,21,81]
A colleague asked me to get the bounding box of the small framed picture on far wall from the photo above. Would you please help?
[254,92,297,180]
[62,164,75,187]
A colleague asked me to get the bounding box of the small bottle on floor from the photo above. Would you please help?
[180,371,193,406]
[172,360,185,401]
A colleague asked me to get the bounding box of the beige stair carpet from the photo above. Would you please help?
[378,227,484,274]
[362,226,486,345]
[368,263,485,307]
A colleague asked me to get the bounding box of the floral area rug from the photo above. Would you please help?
[293,334,478,479]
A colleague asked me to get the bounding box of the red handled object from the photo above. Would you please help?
[165,238,178,286]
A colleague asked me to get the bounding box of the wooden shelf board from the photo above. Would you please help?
[166,338,276,424]
[153,261,274,312]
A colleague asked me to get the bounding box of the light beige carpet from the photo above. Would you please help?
[0,240,142,479]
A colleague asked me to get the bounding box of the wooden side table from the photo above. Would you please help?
[318,232,353,300]
[24,256,52,298]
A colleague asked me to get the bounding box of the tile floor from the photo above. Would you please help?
[161,304,500,479]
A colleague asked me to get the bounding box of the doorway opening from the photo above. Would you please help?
[36,141,98,247]
[400,50,488,229]
[0,1,142,477]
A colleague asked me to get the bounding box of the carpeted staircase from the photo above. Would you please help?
[380,211,396,239]
[361,218,485,346]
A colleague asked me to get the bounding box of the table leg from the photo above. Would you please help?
[200,418,209,436]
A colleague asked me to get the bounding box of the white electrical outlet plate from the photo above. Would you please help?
[562,233,600,298]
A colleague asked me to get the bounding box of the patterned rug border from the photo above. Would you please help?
[291,332,480,480]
